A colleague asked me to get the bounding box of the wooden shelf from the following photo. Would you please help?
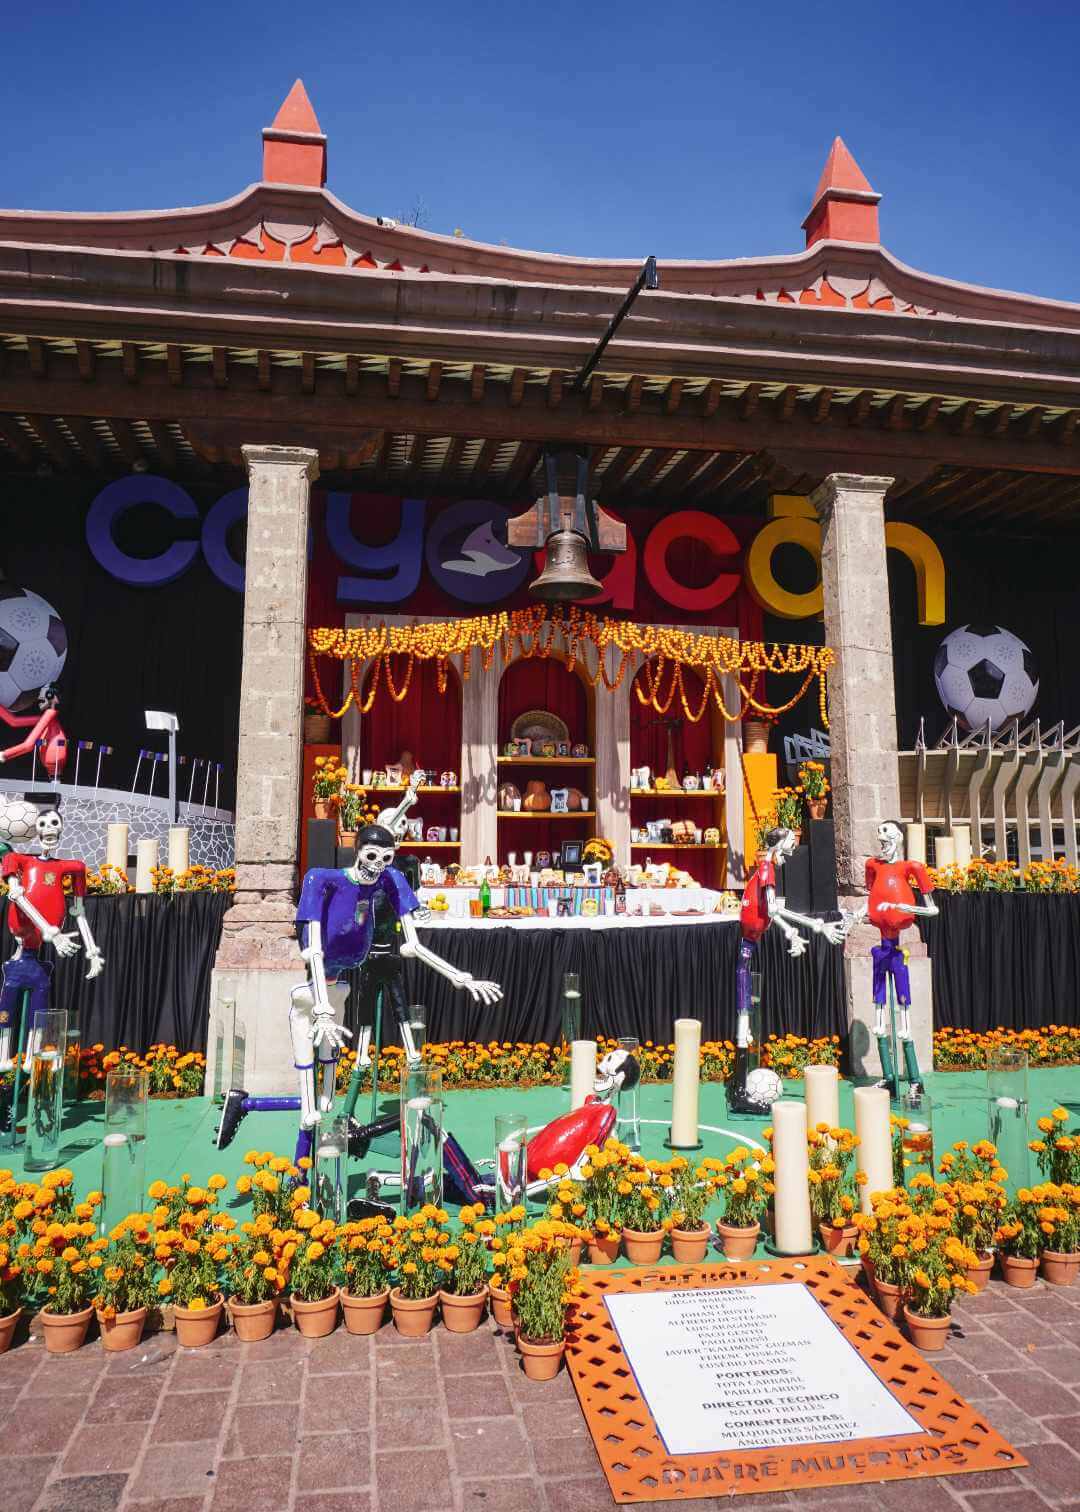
[497,811,594,820]
[631,842,724,851]
[395,839,460,848]
[630,789,724,799]
[366,785,460,794]
[497,756,595,767]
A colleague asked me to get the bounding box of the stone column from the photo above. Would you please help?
[812,472,931,1076]
[460,652,498,865]
[594,644,631,868]
[209,445,319,1096]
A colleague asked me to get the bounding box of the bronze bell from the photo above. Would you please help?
[529,529,604,600]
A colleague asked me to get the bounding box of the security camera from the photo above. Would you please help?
[376,216,398,229]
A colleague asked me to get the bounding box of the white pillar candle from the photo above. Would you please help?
[570,1040,596,1111]
[934,834,956,868]
[905,822,926,865]
[853,1085,893,1213]
[951,823,972,869]
[770,1098,813,1256]
[105,823,129,872]
[803,1063,840,1132]
[670,1018,701,1148]
[168,826,190,874]
[135,837,159,894]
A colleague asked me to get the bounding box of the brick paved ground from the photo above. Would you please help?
[2,1274,1080,1512]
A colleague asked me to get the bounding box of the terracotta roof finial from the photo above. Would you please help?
[802,137,880,248]
[262,79,327,188]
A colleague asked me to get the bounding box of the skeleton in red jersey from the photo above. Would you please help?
[0,806,104,1070]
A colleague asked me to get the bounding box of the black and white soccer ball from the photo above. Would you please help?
[745,1067,782,1108]
[933,624,1038,732]
[0,798,45,847]
[0,585,67,712]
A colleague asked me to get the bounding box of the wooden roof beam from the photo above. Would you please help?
[664,379,683,414]
[882,394,907,430]
[914,396,942,431]
[614,448,676,497]
[167,344,183,387]
[23,414,75,470]
[212,347,228,389]
[301,353,316,395]
[624,375,642,414]
[0,416,35,465]
[27,339,46,379]
[847,390,873,426]
[426,362,443,402]
[684,450,745,503]
[588,374,604,411]
[509,368,526,408]
[470,364,485,403]
[952,400,978,435]
[76,341,94,382]
[387,359,402,398]
[701,380,723,418]
[345,354,360,397]
[64,416,107,469]
[471,438,500,485]
[657,448,715,496]
[109,417,146,468]
[147,419,179,472]
[811,388,834,424]
[546,370,563,409]
[1053,410,1079,445]
[505,440,542,495]
[121,343,138,383]
[738,382,761,420]
[600,446,646,493]
[1023,406,1047,440]
[776,384,798,422]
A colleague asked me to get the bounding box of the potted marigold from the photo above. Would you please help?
[504,1221,579,1380]
[32,1195,105,1353]
[337,783,374,843]
[0,1236,24,1352]
[488,1205,528,1327]
[157,1209,229,1348]
[1030,1106,1080,1186]
[220,1214,289,1342]
[799,761,830,821]
[808,1125,861,1256]
[289,1208,341,1337]
[544,1170,589,1265]
[388,1204,452,1335]
[439,1205,491,1333]
[312,756,347,820]
[715,1147,768,1260]
[903,1228,979,1352]
[339,1216,395,1334]
[996,1188,1043,1288]
[948,1164,1007,1293]
[857,1191,913,1321]
[618,1156,670,1264]
[93,1213,160,1352]
[668,1156,718,1263]
[581,1139,629,1264]
[1031,1182,1080,1287]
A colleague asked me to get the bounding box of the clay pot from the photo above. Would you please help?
[903,1306,951,1352]
[743,719,771,755]
[872,1276,906,1323]
[557,1239,584,1267]
[1000,1253,1039,1289]
[670,1225,711,1263]
[621,1227,665,1265]
[0,1308,21,1354]
[292,1288,340,1338]
[716,1221,760,1262]
[488,1282,515,1330]
[587,1232,621,1266]
[1040,1250,1079,1287]
[439,1289,487,1334]
[41,1304,94,1355]
[313,800,333,821]
[518,1335,566,1381]
[390,1287,439,1337]
[338,828,357,846]
[173,1295,224,1349]
[808,798,829,821]
[96,1305,148,1353]
[227,1296,278,1343]
[819,1222,859,1258]
[963,1252,995,1294]
[522,781,551,812]
[342,1287,390,1335]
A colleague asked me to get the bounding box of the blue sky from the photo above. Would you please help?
[2,1,1077,301]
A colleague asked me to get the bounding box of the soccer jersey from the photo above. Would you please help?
[295,865,419,973]
[740,856,776,943]
[864,857,933,940]
[2,853,85,949]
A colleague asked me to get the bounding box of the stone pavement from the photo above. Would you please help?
[2,1274,1080,1512]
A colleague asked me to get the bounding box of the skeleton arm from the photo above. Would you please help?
[889,896,940,919]
[377,769,424,839]
[0,706,39,730]
[0,708,54,764]
[299,921,352,1047]
[6,876,80,956]
[766,887,844,949]
[69,897,105,979]
[399,910,503,1005]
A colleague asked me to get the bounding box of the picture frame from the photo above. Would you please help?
[384,763,403,786]
[550,787,570,814]
[556,740,570,758]
[557,895,573,918]
[561,840,584,873]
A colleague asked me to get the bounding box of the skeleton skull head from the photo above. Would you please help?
[877,821,904,863]
[35,807,63,853]
[764,825,798,863]
[353,824,397,885]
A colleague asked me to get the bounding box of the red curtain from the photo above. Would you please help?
[359,658,462,777]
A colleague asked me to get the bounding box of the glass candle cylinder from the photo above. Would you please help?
[494,1112,528,1213]
[232,1010,247,1094]
[405,1003,427,1060]
[400,1067,444,1213]
[62,1006,82,1109]
[561,974,582,1089]
[105,1064,149,1143]
[101,1131,146,1236]
[314,1116,348,1225]
[24,1009,67,1172]
[212,997,236,1102]
[616,1035,641,1152]
[987,1046,1031,1192]
[896,1085,935,1188]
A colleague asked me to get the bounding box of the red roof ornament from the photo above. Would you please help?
[262,79,327,188]
[802,136,880,248]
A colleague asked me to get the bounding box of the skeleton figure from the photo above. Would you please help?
[216,773,502,1160]
[847,821,938,1091]
[0,685,68,779]
[728,825,844,1115]
[0,806,104,1069]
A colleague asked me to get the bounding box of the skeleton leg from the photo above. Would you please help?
[317,979,350,1112]
[289,981,320,1132]
[897,1004,922,1084]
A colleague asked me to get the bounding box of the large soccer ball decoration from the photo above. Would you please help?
[933,624,1038,732]
[0,585,67,712]
[745,1067,783,1107]
[0,798,45,848]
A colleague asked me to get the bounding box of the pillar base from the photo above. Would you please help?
[208,963,306,1098]
[844,954,933,1084]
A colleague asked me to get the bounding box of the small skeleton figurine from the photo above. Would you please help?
[729,825,844,1115]
[0,685,68,780]
[217,773,502,1160]
[846,821,937,1091]
[0,805,104,1070]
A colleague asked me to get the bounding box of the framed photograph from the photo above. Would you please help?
[561,840,584,873]
[557,895,573,918]
[384,764,403,786]
[556,740,570,758]
[514,738,531,757]
[550,787,570,814]
[646,819,667,841]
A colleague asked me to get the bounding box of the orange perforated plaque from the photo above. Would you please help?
[566,1258,1024,1502]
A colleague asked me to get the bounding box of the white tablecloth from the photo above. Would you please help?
[416,885,738,929]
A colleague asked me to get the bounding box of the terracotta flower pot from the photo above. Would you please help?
[173,1295,224,1349]
[872,1276,905,1323]
[557,1237,584,1267]
[670,1225,711,1263]
[963,1252,995,1294]
[488,1282,515,1330]
[621,1227,665,1265]
[903,1306,951,1352]
[587,1232,621,1266]
[228,1296,279,1342]
[743,718,771,755]
[716,1221,760,1261]
[518,1335,566,1381]
[808,798,829,821]
[41,1304,94,1355]
[342,1287,389,1335]
[292,1287,340,1338]
[390,1286,438,1337]
[860,1254,875,1286]
[1040,1250,1079,1287]
[0,1308,21,1354]
[96,1305,148,1353]
[313,800,333,821]
[819,1222,859,1258]
[439,1288,487,1334]
[1000,1253,1039,1289]
[338,828,357,846]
